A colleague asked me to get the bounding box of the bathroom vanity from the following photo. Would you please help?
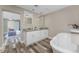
[23,29,48,46]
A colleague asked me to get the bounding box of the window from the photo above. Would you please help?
[3,11,21,33]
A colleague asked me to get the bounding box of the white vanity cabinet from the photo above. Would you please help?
[26,30,48,46]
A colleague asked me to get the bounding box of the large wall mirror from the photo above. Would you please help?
[25,16,32,24]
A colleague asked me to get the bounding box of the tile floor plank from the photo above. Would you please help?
[39,40,51,49]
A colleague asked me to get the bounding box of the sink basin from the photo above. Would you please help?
[70,29,79,33]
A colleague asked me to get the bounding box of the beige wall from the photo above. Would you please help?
[44,6,79,37]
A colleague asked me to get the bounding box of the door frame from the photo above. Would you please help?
[2,10,21,42]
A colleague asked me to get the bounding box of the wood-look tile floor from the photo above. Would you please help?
[27,38,53,53]
[3,38,53,53]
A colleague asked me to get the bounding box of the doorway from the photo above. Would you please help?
[2,11,21,43]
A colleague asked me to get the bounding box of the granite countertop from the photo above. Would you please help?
[22,28,48,32]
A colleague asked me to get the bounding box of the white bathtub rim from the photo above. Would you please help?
[51,43,75,53]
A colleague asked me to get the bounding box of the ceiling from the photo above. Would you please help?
[17,5,69,15]
[3,11,20,20]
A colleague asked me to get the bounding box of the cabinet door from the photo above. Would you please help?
[44,30,48,38]
[27,31,39,45]
[40,30,44,39]
[31,31,37,43]
[41,30,48,39]
[27,32,35,45]
[32,31,40,43]
[37,31,42,41]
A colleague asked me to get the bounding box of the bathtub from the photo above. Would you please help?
[50,33,78,53]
